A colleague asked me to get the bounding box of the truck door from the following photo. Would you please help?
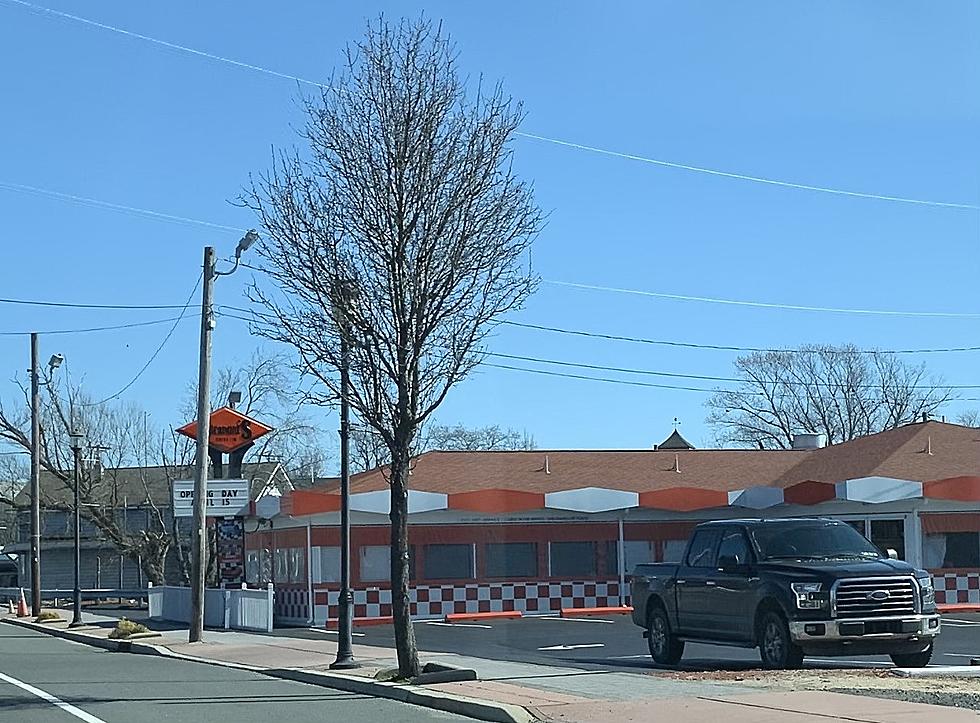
[675,528,721,637]
[708,528,756,641]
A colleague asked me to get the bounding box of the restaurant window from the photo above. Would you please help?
[315,546,340,583]
[360,545,390,582]
[485,542,537,578]
[605,540,654,576]
[935,532,980,568]
[550,541,595,577]
[424,544,474,580]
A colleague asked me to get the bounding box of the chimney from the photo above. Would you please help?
[792,433,827,450]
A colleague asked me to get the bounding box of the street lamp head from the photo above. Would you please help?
[47,354,64,372]
[235,229,260,259]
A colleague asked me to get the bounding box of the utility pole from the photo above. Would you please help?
[29,333,41,617]
[331,317,357,669]
[189,246,216,643]
[188,231,258,644]
[69,431,83,627]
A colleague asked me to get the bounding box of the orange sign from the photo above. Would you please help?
[176,406,274,453]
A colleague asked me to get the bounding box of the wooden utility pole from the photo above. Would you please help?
[29,333,41,617]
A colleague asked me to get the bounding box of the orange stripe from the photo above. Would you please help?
[924,476,980,502]
[639,488,728,511]
[444,611,522,622]
[448,489,545,513]
[560,606,633,617]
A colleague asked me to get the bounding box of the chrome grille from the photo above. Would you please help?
[833,577,917,618]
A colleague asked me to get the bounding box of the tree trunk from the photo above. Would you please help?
[389,448,420,678]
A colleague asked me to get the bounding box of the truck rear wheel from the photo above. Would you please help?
[758,610,804,670]
[647,605,684,666]
[890,645,933,668]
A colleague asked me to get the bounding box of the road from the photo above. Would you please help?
[0,624,467,723]
[279,612,980,673]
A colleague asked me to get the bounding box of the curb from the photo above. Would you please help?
[445,611,522,623]
[325,616,394,628]
[938,604,980,614]
[2,617,532,723]
[559,606,633,618]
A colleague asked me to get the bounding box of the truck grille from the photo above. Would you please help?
[834,577,917,618]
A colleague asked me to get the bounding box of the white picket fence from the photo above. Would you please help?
[147,583,274,633]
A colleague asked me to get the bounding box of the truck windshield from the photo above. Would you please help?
[751,522,883,560]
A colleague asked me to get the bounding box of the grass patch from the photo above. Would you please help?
[34,611,62,623]
[108,617,149,639]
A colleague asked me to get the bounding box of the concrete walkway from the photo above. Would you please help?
[6,611,978,722]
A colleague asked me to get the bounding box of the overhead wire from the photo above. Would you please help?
[2,0,974,211]
[77,273,203,407]
[0,316,192,337]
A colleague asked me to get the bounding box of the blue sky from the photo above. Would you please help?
[0,0,977,455]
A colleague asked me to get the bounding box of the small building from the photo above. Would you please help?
[249,420,980,626]
[6,462,289,590]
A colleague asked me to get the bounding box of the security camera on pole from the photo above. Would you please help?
[188,230,259,644]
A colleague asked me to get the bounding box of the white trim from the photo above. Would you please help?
[544,487,639,513]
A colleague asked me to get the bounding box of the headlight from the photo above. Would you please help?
[791,581,825,609]
[917,575,936,606]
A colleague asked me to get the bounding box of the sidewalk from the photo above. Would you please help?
[4,610,978,722]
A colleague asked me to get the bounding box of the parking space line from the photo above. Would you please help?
[942,618,980,625]
[0,671,105,723]
[536,616,615,624]
[607,654,650,659]
[537,643,605,651]
[308,628,366,637]
[424,621,493,629]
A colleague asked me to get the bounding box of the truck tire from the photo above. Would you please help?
[647,605,684,666]
[890,645,933,668]
[758,610,804,670]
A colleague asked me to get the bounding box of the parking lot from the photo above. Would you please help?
[282,611,980,673]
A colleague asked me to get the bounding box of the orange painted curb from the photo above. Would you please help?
[560,606,633,618]
[444,611,523,623]
[939,603,980,614]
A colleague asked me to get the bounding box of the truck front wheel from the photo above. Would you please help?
[758,610,804,670]
[890,645,933,668]
[647,606,685,666]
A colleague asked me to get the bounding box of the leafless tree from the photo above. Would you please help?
[242,17,541,676]
[424,423,536,452]
[706,345,954,448]
[956,410,980,428]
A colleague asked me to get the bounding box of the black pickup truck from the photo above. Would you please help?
[630,518,941,669]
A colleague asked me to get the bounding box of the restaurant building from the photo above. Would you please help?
[247,419,980,625]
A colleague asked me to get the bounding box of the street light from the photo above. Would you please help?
[68,428,84,628]
[330,282,358,670]
[189,230,259,644]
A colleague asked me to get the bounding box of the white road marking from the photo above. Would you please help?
[424,621,493,629]
[943,618,980,625]
[307,628,366,637]
[607,654,651,659]
[943,653,979,659]
[536,616,615,624]
[537,643,605,651]
[0,670,106,723]
[808,658,889,667]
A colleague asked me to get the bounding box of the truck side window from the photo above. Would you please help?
[717,530,751,566]
[685,530,720,568]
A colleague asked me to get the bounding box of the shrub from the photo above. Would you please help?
[34,611,61,623]
[108,617,149,639]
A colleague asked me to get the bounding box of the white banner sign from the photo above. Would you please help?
[173,480,249,518]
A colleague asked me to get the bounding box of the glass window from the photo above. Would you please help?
[360,545,390,582]
[662,539,687,563]
[869,519,905,560]
[486,542,537,578]
[943,532,980,568]
[606,540,654,575]
[717,529,751,566]
[424,543,474,580]
[274,548,288,582]
[289,548,305,582]
[550,541,595,577]
[246,551,260,583]
[845,520,867,536]
[685,530,720,568]
[316,546,340,583]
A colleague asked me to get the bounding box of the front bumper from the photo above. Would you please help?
[788,614,941,643]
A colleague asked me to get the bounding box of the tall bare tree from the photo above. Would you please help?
[956,410,980,428]
[243,17,541,676]
[706,345,954,448]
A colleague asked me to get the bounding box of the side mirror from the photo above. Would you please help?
[886,548,899,560]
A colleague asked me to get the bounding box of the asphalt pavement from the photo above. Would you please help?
[0,623,468,723]
[276,612,980,673]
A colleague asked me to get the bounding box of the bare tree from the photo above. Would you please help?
[424,423,535,452]
[242,17,541,676]
[956,410,980,428]
[706,345,954,448]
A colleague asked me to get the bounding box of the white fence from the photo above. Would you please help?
[148,583,274,633]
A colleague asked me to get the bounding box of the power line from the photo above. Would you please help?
[0,296,187,311]
[2,0,328,88]
[499,320,980,355]
[79,273,202,407]
[0,181,244,233]
[515,133,980,210]
[544,280,980,319]
[0,316,192,337]
[3,0,973,212]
